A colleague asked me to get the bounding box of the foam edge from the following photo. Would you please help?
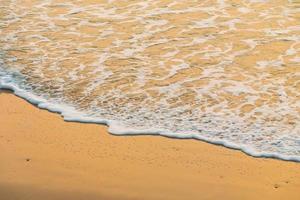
[1,81,300,163]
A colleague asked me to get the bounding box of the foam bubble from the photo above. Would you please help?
[1,0,300,162]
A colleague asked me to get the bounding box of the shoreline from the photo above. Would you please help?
[0,85,298,163]
[1,90,300,200]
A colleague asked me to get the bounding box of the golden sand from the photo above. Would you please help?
[0,91,300,200]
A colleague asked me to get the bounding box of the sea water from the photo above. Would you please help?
[0,0,300,161]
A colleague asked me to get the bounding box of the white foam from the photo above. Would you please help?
[1,67,300,162]
[238,7,251,14]
[194,16,217,28]
[1,0,300,163]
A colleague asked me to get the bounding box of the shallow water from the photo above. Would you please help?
[0,0,300,161]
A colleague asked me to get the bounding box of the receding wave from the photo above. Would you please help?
[0,0,300,161]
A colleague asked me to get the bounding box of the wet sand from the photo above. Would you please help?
[0,90,300,200]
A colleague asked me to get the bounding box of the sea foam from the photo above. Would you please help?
[0,0,300,162]
[1,67,300,162]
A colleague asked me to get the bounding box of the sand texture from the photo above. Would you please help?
[0,91,300,200]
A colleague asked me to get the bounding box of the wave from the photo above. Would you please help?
[1,0,300,163]
[1,67,300,162]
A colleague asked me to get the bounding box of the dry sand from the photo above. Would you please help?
[0,90,300,200]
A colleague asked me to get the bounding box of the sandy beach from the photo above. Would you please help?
[0,90,299,200]
[1,0,300,199]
